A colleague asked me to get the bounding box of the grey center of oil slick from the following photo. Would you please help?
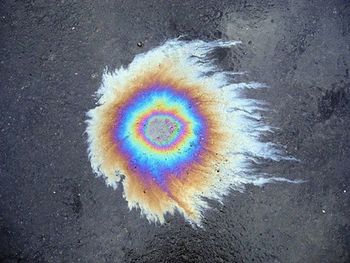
[144,115,182,147]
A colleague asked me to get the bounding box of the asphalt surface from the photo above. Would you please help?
[1,0,350,262]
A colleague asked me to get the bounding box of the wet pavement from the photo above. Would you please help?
[1,0,349,262]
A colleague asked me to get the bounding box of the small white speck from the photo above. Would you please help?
[322,209,326,214]
[72,27,75,30]
[344,190,347,193]
[74,72,78,75]
[53,191,56,194]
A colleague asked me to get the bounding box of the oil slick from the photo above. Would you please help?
[86,39,296,226]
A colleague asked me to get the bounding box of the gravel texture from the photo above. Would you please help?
[1,0,349,262]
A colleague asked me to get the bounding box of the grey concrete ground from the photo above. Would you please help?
[1,0,349,262]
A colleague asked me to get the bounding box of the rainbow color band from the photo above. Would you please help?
[114,86,207,187]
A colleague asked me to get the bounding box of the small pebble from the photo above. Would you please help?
[322,209,326,214]
[137,41,144,47]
